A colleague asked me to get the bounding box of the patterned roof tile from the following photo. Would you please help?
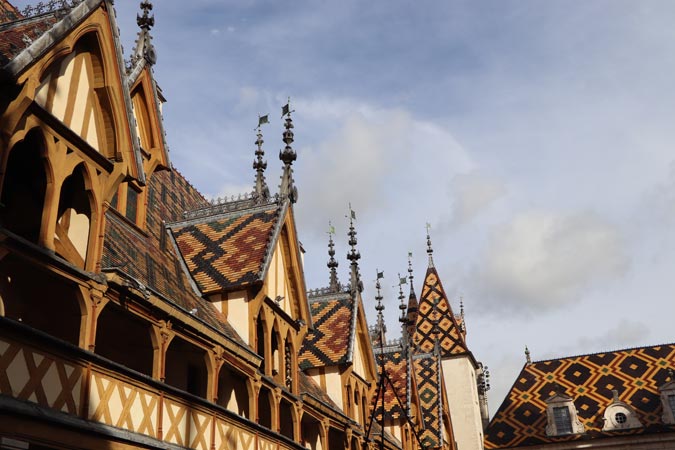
[299,293,354,369]
[414,352,443,448]
[0,13,58,65]
[414,266,468,357]
[374,347,409,421]
[171,207,279,294]
[485,343,675,448]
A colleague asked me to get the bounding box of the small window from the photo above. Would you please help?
[553,407,573,434]
[615,412,627,424]
[669,394,675,413]
[126,185,139,222]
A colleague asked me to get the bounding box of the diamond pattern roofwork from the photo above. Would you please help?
[414,352,443,448]
[374,347,409,421]
[484,343,675,448]
[299,292,354,369]
[413,266,468,357]
[171,205,279,294]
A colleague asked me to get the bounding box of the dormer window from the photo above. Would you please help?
[553,407,573,434]
[545,392,585,436]
[602,390,642,431]
[660,372,675,424]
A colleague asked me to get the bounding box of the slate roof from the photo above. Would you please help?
[485,343,675,448]
[170,205,280,295]
[414,265,468,357]
[299,291,355,370]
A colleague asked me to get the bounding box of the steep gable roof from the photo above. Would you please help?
[299,290,354,369]
[170,202,281,294]
[374,345,409,421]
[0,11,57,65]
[413,265,469,358]
[485,343,675,449]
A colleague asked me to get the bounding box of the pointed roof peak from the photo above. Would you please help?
[278,99,297,203]
[327,221,340,291]
[253,115,270,202]
[346,205,363,294]
[425,222,434,268]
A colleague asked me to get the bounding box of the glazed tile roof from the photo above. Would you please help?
[0,11,57,65]
[101,170,246,345]
[485,343,675,448]
[374,347,409,421]
[170,206,280,294]
[299,291,354,370]
[413,266,468,357]
[414,351,443,448]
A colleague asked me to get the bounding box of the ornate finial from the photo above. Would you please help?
[253,115,270,201]
[327,221,340,291]
[131,0,157,67]
[426,222,434,267]
[375,271,386,344]
[137,1,154,30]
[398,273,407,323]
[525,346,532,365]
[668,368,674,382]
[406,252,418,340]
[346,205,363,294]
[279,98,297,203]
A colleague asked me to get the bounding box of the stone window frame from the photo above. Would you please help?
[545,393,585,437]
[601,390,642,431]
[660,378,675,425]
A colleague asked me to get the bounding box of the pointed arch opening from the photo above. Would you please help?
[54,163,93,268]
[256,317,267,374]
[301,414,323,450]
[217,364,250,418]
[164,336,208,398]
[1,129,47,244]
[0,254,81,345]
[95,302,153,376]
[279,398,295,440]
[258,386,273,429]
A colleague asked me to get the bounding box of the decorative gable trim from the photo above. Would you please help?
[545,393,585,437]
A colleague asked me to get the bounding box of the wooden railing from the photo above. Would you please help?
[0,317,304,450]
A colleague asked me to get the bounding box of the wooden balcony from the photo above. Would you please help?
[0,317,306,450]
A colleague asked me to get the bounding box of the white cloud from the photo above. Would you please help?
[467,210,629,312]
[448,172,506,227]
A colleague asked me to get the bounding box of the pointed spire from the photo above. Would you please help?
[459,296,466,333]
[253,116,270,202]
[426,222,434,268]
[375,271,386,345]
[406,252,418,341]
[327,221,340,291]
[132,1,157,66]
[346,205,363,294]
[525,346,532,365]
[279,99,297,203]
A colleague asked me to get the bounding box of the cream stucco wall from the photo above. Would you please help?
[35,51,101,151]
[267,242,292,316]
[226,290,249,345]
[323,366,343,410]
[441,357,484,450]
[352,333,366,379]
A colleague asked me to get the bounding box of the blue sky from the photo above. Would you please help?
[15,0,675,415]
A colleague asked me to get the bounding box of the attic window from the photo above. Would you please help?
[602,390,642,431]
[553,407,573,434]
[660,375,675,424]
[545,392,585,437]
